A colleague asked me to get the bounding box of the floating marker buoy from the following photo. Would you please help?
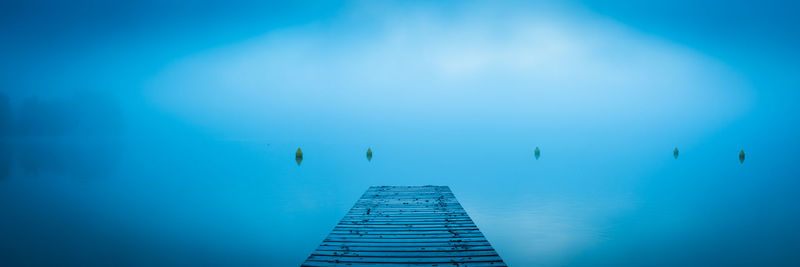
[673,147,679,159]
[739,150,745,164]
[366,148,373,162]
[534,147,541,160]
[296,148,303,166]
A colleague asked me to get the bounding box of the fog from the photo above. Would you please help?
[0,92,121,137]
[149,2,751,146]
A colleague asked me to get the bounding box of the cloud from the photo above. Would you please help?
[147,1,751,141]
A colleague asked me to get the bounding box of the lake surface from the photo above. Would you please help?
[1,134,797,266]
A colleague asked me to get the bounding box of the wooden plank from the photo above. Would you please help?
[335,224,478,228]
[338,218,475,222]
[312,251,500,257]
[344,214,468,217]
[331,228,481,232]
[303,262,505,267]
[335,221,477,225]
[329,229,483,233]
[323,237,490,242]
[352,206,459,208]
[302,186,505,266]
[324,238,489,243]
[341,217,474,221]
[333,228,480,232]
[332,229,480,233]
[357,201,454,203]
[315,245,497,252]
[320,242,494,247]
[332,227,482,231]
[305,255,504,263]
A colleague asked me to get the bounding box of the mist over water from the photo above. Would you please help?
[2,1,800,266]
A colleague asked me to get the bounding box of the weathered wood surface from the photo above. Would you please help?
[302,186,506,266]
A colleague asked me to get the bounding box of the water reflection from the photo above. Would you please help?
[0,91,122,137]
[15,140,121,180]
[0,137,793,266]
[0,91,123,180]
[0,142,11,180]
[0,93,11,137]
[739,149,746,163]
[296,148,303,166]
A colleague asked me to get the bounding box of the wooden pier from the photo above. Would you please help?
[302,186,506,266]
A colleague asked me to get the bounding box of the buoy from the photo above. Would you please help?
[534,147,541,160]
[366,148,373,162]
[296,148,303,166]
[739,150,745,163]
[673,147,679,159]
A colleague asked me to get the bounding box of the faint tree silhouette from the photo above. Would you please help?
[14,91,122,137]
[0,92,11,137]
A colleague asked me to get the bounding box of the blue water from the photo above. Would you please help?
[1,132,798,266]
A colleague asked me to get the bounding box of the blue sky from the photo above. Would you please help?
[1,0,799,146]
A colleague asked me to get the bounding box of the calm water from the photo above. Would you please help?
[1,133,797,266]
